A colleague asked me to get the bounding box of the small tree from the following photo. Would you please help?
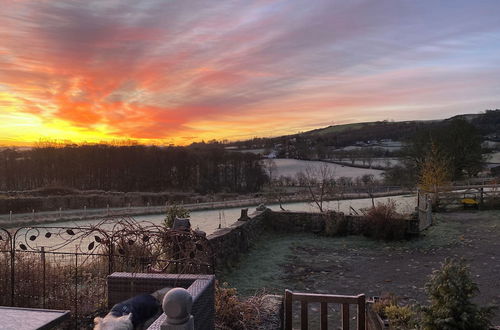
[419,143,450,206]
[422,258,495,330]
[164,204,190,228]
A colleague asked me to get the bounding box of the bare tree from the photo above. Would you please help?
[361,174,376,207]
[263,159,286,210]
[303,163,336,212]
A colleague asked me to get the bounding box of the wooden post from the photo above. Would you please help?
[284,290,293,330]
[357,294,366,330]
[301,300,308,330]
[342,303,349,330]
[320,302,328,330]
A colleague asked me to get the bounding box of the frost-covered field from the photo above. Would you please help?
[337,142,403,152]
[330,158,401,168]
[486,152,500,163]
[270,158,384,179]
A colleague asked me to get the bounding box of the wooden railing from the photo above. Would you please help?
[284,290,366,330]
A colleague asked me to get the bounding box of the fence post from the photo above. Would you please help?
[357,294,366,330]
[59,207,62,219]
[9,211,12,222]
[107,204,110,216]
[32,209,35,220]
[10,232,15,306]
[83,205,87,218]
[108,240,114,275]
[74,245,78,329]
[284,290,292,330]
[41,246,46,308]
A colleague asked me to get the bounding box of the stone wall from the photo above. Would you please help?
[263,210,364,235]
[207,208,269,270]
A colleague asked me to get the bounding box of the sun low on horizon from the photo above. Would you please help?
[1,0,500,146]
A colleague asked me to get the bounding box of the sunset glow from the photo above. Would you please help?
[1,0,500,145]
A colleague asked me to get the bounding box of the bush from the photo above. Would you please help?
[215,282,266,330]
[164,204,190,228]
[384,305,417,329]
[372,294,418,329]
[363,200,407,240]
[421,258,495,330]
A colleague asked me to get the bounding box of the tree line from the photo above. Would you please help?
[0,144,268,193]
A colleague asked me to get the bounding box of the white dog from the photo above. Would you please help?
[94,287,171,330]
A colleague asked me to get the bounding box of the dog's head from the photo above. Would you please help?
[94,313,133,330]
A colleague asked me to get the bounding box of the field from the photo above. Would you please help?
[271,158,384,179]
[223,210,500,325]
[487,151,500,163]
[330,157,401,168]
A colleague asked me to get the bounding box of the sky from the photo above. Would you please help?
[1,0,500,146]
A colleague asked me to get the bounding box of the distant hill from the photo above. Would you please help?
[230,109,500,151]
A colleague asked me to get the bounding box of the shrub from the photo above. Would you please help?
[421,258,495,330]
[164,204,190,228]
[372,293,398,318]
[372,294,418,329]
[384,305,417,329]
[215,282,266,330]
[363,200,407,240]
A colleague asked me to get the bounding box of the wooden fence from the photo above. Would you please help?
[419,184,500,208]
[284,290,366,330]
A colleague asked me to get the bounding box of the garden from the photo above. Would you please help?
[222,210,500,328]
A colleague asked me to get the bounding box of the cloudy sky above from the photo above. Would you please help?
[1,0,500,145]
